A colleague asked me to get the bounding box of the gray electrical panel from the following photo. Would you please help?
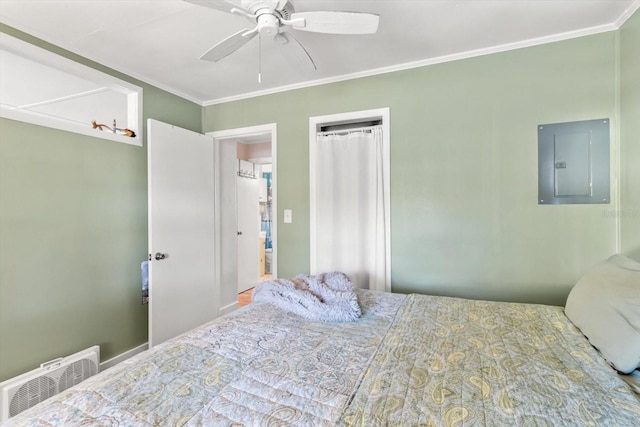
[538,118,610,205]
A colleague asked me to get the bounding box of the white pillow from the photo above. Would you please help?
[565,254,640,374]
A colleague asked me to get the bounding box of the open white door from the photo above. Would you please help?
[148,119,217,347]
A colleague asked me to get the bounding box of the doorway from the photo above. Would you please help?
[309,108,390,292]
[208,124,277,314]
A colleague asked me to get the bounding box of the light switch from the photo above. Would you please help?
[284,209,292,223]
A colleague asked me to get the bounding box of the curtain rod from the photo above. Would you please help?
[317,124,382,137]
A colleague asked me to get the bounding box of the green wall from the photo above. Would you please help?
[204,32,620,306]
[620,11,640,258]
[0,25,202,381]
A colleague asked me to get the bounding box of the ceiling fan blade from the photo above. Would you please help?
[200,28,257,62]
[183,0,248,15]
[289,11,380,34]
[275,32,316,72]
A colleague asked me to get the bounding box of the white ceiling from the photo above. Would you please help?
[1,0,638,105]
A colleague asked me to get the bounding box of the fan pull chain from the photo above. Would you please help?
[258,34,262,84]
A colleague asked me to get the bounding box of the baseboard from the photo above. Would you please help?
[99,343,148,372]
[219,301,239,316]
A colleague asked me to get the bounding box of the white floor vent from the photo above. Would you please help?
[0,345,99,421]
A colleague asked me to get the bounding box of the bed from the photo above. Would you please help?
[5,262,640,426]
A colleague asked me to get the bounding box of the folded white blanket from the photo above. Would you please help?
[252,272,362,322]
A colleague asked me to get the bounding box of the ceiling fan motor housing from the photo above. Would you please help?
[241,1,294,36]
[243,0,293,18]
[256,13,279,36]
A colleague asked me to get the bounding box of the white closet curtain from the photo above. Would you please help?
[313,125,387,291]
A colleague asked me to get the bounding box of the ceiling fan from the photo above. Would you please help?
[184,0,380,72]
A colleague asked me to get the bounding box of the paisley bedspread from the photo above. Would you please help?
[6,291,640,426]
[339,294,640,426]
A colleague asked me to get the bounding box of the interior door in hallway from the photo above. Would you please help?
[237,174,259,293]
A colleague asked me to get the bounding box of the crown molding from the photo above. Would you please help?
[203,22,620,106]
[615,0,640,27]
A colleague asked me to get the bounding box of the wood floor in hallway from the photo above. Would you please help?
[238,274,272,307]
[238,288,253,307]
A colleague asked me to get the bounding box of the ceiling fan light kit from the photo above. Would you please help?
[184,0,379,74]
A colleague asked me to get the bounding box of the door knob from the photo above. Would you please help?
[237,231,243,235]
[154,252,167,260]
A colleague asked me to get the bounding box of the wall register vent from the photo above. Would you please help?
[0,346,99,421]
